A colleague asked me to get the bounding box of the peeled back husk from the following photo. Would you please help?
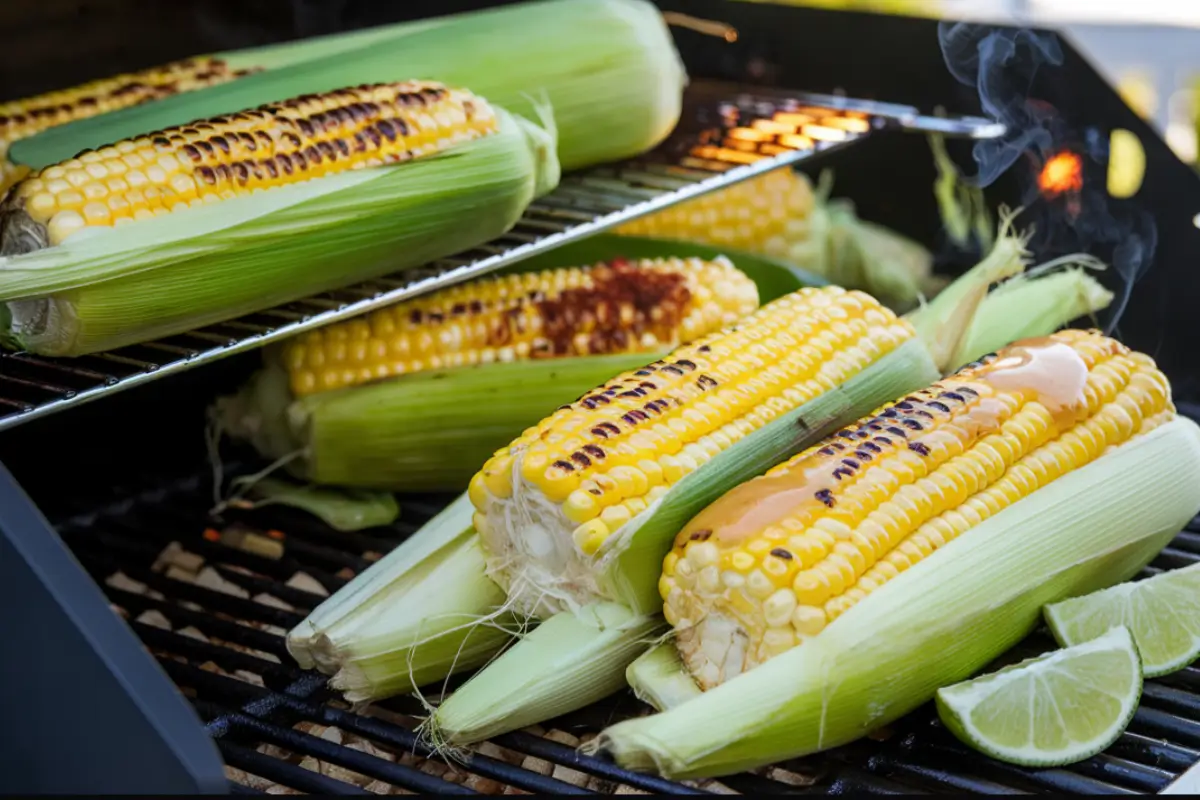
[287,494,514,700]
[220,351,672,493]
[12,0,686,174]
[0,107,558,356]
[597,416,1200,778]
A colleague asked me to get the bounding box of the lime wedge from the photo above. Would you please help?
[935,627,1141,767]
[1045,563,1200,678]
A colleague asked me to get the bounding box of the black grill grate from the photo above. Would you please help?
[53,465,1200,796]
[0,85,998,433]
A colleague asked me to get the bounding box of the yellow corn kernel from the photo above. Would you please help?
[7,80,500,247]
[665,330,1171,689]
[279,255,759,396]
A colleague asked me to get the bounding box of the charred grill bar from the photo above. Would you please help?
[3,0,1200,794]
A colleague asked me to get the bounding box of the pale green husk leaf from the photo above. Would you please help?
[287,493,512,697]
[231,351,670,493]
[954,266,1114,371]
[13,0,685,173]
[232,477,400,532]
[598,417,1200,778]
[626,643,702,712]
[2,107,557,356]
[431,604,664,744]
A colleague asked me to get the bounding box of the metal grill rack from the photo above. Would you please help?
[0,85,1000,432]
[54,453,1200,796]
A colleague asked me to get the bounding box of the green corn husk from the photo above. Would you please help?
[0,106,558,356]
[430,604,664,744]
[217,235,821,494]
[12,0,686,174]
[287,493,515,699]
[230,477,400,532]
[626,643,702,712]
[219,351,671,493]
[596,417,1200,778]
[286,218,1122,739]
[954,266,1114,372]
[413,245,1125,744]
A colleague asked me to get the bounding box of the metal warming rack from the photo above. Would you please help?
[0,85,999,431]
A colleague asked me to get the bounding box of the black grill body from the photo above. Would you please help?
[2,1,1200,795]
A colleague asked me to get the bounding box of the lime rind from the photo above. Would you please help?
[935,626,1142,768]
[1045,562,1200,678]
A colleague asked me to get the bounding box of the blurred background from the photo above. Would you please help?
[750,0,1200,165]
[3,0,1199,165]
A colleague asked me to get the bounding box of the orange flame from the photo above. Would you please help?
[1039,151,1083,196]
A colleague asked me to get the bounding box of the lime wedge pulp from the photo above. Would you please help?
[1045,562,1200,678]
[935,626,1142,767]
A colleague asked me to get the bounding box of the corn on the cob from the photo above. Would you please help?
[597,330,1200,778]
[0,91,557,356]
[616,169,817,257]
[1,81,496,253]
[13,0,686,176]
[281,256,759,397]
[0,58,255,196]
[290,221,1119,739]
[469,286,930,618]
[616,168,935,309]
[220,256,760,492]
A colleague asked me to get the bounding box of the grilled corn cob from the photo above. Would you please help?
[0,58,255,196]
[0,87,557,356]
[616,168,935,309]
[290,219,1117,733]
[222,256,760,492]
[470,286,928,617]
[597,330,1200,778]
[1,81,496,253]
[281,256,759,397]
[14,0,686,176]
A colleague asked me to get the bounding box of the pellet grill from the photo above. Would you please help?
[4,0,1200,794]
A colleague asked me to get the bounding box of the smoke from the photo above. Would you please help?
[939,22,1063,188]
[938,22,1157,335]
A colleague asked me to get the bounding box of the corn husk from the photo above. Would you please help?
[230,477,400,532]
[430,604,664,744]
[597,417,1200,778]
[0,106,558,356]
[626,643,702,712]
[287,494,514,699]
[12,0,686,174]
[219,351,671,493]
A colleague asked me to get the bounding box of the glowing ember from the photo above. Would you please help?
[1040,151,1083,196]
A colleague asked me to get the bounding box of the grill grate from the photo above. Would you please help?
[0,85,998,433]
[54,462,1200,796]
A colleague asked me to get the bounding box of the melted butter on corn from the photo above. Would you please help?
[662,329,1175,690]
[282,256,759,396]
[1,81,497,248]
[470,285,916,615]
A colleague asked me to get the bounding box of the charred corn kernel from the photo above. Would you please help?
[280,256,758,396]
[472,286,917,601]
[666,329,1174,689]
[617,168,816,261]
[2,81,499,248]
[0,57,253,196]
